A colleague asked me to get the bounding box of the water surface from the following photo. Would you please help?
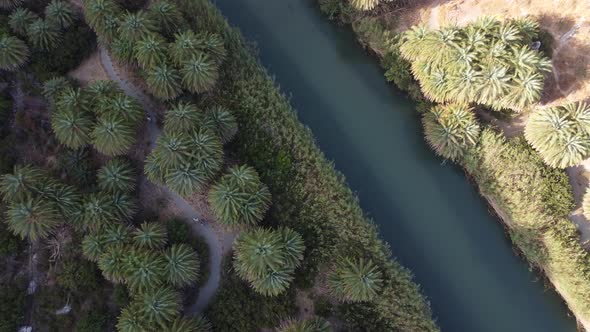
[213,0,576,330]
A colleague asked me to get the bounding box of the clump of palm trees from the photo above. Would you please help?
[0,165,81,240]
[277,317,332,332]
[233,227,305,296]
[399,17,551,111]
[6,0,76,51]
[328,257,383,302]
[47,79,144,156]
[208,165,271,228]
[145,101,238,197]
[524,102,590,168]
[422,103,481,162]
[82,0,225,100]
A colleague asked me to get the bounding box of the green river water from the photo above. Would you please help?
[213,0,577,330]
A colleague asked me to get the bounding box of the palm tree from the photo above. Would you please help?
[0,165,43,202]
[112,191,138,220]
[96,14,120,44]
[164,162,207,197]
[88,80,120,101]
[27,19,61,51]
[6,198,60,240]
[204,106,238,144]
[51,183,82,218]
[147,62,182,100]
[278,317,332,332]
[233,228,286,281]
[280,227,305,270]
[118,11,156,43]
[208,165,271,228]
[197,32,226,64]
[144,153,166,184]
[169,30,202,65]
[422,103,480,162]
[82,232,107,262]
[164,316,212,332]
[180,52,218,94]
[83,0,121,33]
[188,127,223,181]
[350,0,380,11]
[98,244,127,283]
[0,0,23,9]
[42,77,71,102]
[56,87,89,113]
[45,0,76,29]
[103,224,132,246]
[111,36,135,64]
[148,0,182,33]
[0,35,29,71]
[124,249,166,293]
[100,93,144,124]
[133,222,168,249]
[51,106,94,149]
[82,192,118,231]
[524,102,590,168]
[117,303,147,332]
[163,243,199,287]
[97,158,137,193]
[92,113,136,156]
[134,33,167,69]
[328,257,383,302]
[136,287,181,328]
[251,268,294,296]
[164,102,204,133]
[152,132,192,169]
[9,8,38,37]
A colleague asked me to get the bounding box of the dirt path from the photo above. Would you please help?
[98,47,235,314]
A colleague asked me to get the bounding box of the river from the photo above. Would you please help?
[212,0,576,330]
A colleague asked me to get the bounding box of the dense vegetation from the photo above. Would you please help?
[322,1,590,325]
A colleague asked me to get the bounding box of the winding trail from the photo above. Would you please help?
[98,47,233,314]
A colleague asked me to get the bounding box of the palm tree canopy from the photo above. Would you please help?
[164,102,204,133]
[98,158,137,193]
[197,32,226,64]
[204,106,238,144]
[525,102,590,168]
[180,52,218,94]
[328,257,384,302]
[147,62,182,100]
[45,0,76,29]
[42,77,71,102]
[82,232,107,262]
[0,34,29,71]
[82,192,119,231]
[422,103,481,162]
[83,0,121,32]
[9,7,38,36]
[103,224,132,246]
[163,243,200,287]
[164,316,212,332]
[118,11,157,42]
[112,191,138,220]
[169,30,203,65]
[51,105,94,149]
[92,113,136,156]
[133,222,168,249]
[117,303,147,332]
[111,36,135,64]
[134,33,168,69]
[148,0,182,33]
[350,0,381,11]
[208,165,271,228]
[135,287,181,328]
[98,244,127,283]
[27,18,61,51]
[124,248,166,293]
[278,317,332,332]
[6,198,61,241]
[0,164,43,202]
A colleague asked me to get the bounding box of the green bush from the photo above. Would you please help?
[76,309,110,332]
[167,218,191,244]
[56,257,102,293]
[206,259,296,331]
[179,1,438,330]
[0,284,26,332]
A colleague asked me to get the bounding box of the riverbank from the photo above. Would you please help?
[331,5,590,330]
[179,0,439,330]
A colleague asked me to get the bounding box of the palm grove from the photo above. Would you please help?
[0,0,387,330]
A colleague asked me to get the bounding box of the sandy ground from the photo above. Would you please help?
[67,51,108,84]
